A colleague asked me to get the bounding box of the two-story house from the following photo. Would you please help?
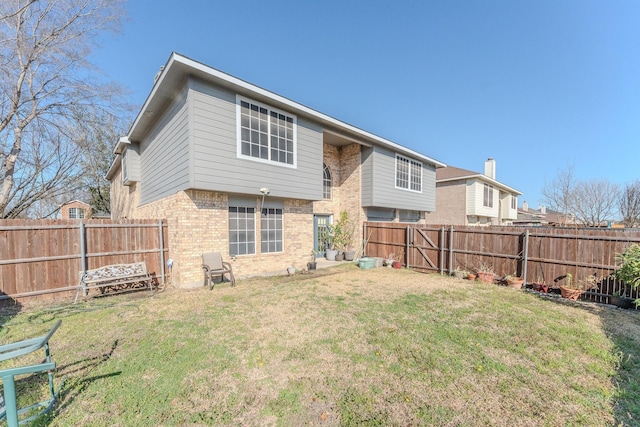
[424,158,521,226]
[106,53,445,286]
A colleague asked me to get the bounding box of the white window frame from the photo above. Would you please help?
[229,206,256,256]
[236,95,297,168]
[323,163,332,200]
[395,154,422,193]
[68,207,85,219]
[511,195,517,210]
[483,184,494,208]
[261,207,284,253]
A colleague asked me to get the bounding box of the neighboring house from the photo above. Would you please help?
[106,52,445,287]
[60,200,91,220]
[424,158,521,226]
[515,202,580,227]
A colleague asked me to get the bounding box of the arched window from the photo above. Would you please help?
[323,163,332,199]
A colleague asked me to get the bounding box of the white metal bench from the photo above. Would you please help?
[74,262,154,303]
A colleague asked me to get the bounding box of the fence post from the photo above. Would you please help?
[449,226,454,274]
[159,220,166,284]
[406,226,411,268]
[440,226,445,274]
[79,222,88,296]
[523,230,530,284]
[363,222,368,257]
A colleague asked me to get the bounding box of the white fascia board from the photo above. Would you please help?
[130,52,446,168]
[439,174,522,195]
[105,154,121,180]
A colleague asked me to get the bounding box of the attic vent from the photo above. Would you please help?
[154,66,165,83]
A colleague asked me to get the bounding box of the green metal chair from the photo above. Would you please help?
[0,320,62,426]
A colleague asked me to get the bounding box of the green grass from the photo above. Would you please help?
[1,264,639,426]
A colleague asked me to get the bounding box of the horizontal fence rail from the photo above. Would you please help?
[0,219,168,302]
[363,222,640,306]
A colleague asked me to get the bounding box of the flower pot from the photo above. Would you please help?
[358,257,376,269]
[609,295,634,309]
[467,273,477,281]
[477,271,494,283]
[532,283,548,293]
[392,261,402,269]
[307,262,317,270]
[560,286,583,301]
[344,251,356,261]
[325,249,338,261]
[287,266,296,276]
[335,251,345,261]
[506,277,524,289]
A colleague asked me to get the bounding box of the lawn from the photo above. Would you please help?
[1,264,639,426]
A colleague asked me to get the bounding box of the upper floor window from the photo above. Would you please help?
[323,163,332,199]
[68,207,85,219]
[511,195,517,210]
[237,97,296,167]
[483,184,494,208]
[395,154,422,192]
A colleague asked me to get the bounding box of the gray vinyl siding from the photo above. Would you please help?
[139,83,190,205]
[361,146,435,211]
[191,78,323,200]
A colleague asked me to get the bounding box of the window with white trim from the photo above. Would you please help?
[511,195,517,210]
[238,97,296,166]
[68,207,85,219]
[483,184,494,208]
[261,208,283,253]
[395,154,422,192]
[229,207,256,256]
[323,163,332,199]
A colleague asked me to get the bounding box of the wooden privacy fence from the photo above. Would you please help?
[363,222,640,303]
[0,219,168,302]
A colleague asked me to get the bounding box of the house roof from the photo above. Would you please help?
[59,200,91,208]
[115,52,446,169]
[436,166,522,195]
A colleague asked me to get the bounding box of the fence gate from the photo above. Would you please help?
[411,227,441,272]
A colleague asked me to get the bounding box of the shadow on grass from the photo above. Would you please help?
[32,339,122,426]
[0,293,22,327]
[528,289,640,425]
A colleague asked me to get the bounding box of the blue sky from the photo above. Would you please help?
[91,0,640,210]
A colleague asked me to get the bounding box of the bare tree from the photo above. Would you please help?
[0,0,126,218]
[620,180,640,228]
[73,109,131,215]
[541,164,576,225]
[571,179,620,227]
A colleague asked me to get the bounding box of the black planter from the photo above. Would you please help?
[307,262,317,270]
[610,295,634,309]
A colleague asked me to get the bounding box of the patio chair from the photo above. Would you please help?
[0,320,62,427]
[202,252,236,289]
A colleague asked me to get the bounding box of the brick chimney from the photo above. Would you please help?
[484,158,496,179]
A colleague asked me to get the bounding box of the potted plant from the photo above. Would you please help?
[532,276,548,293]
[307,250,317,270]
[613,243,640,308]
[557,273,598,301]
[452,267,467,279]
[504,273,524,289]
[333,211,356,261]
[475,262,495,283]
[391,250,404,269]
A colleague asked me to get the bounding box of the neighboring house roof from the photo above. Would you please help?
[107,52,445,179]
[436,166,522,195]
[60,200,91,208]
